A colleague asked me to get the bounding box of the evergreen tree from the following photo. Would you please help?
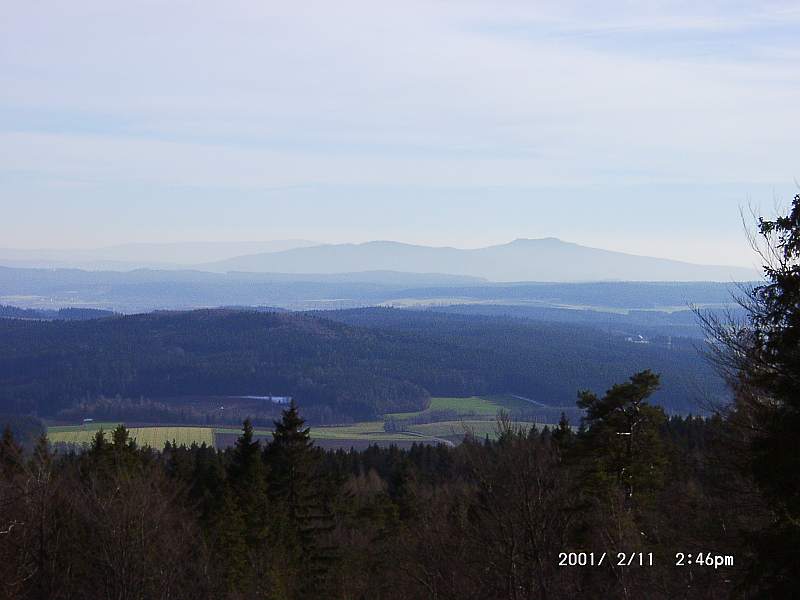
[577,370,667,508]
[229,419,263,486]
[189,443,227,525]
[266,403,315,515]
[227,418,269,548]
[206,487,250,595]
[552,411,573,449]
[110,424,140,472]
[90,428,107,453]
[702,193,800,596]
[265,402,336,595]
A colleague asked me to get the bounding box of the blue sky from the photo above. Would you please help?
[1,1,798,266]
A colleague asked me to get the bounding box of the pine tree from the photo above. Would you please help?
[111,424,131,449]
[266,404,314,513]
[552,412,573,449]
[228,419,269,549]
[265,402,336,594]
[190,443,226,525]
[701,194,800,595]
[206,487,250,595]
[577,370,667,508]
[229,419,263,486]
[90,428,107,453]
[110,424,140,472]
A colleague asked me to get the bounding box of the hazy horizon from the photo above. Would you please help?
[0,235,764,270]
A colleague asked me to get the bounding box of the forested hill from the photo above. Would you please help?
[0,308,726,421]
[312,308,727,413]
[0,310,429,421]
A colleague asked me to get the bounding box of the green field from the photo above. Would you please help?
[310,422,420,441]
[304,418,545,444]
[218,422,443,443]
[386,395,535,419]
[214,426,275,437]
[312,421,468,443]
[48,424,215,449]
[411,420,543,439]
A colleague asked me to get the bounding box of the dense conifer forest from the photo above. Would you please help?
[0,306,723,422]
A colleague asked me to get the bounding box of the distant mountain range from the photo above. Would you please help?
[0,238,759,282]
[201,238,759,282]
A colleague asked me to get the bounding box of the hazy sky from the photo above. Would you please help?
[1,1,798,267]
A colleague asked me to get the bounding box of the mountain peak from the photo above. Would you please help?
[508,237,566,245]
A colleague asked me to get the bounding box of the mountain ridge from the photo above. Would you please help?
[201,237,759,282]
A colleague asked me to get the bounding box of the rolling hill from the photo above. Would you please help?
[0,308,727,423]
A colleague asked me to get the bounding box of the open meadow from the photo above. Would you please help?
[385,394,537,419]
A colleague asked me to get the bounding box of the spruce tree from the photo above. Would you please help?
[266,404,314,512]
[207,487,250,595]
[228,418,269,548]
[90,428,107,454]
[265,402,335,594]
[110,424,139,472]
[552,412,573,449]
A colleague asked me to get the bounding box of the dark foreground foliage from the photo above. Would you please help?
[0,396,771,599]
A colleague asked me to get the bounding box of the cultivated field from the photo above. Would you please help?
[215,421,443,449]
[216,422,442,443]
[48,424,215,449]
[311,421,424,441]
[386,394,536,419]
[411,420,543,439]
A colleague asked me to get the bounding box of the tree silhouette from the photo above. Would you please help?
[265,402,336,596]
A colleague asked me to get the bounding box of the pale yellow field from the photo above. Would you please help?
[48,426,215,449]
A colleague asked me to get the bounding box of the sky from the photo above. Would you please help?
[1,1,798,267]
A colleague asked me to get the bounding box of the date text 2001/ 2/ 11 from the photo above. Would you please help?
[559,553,734,569]
[558,553,654,567]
